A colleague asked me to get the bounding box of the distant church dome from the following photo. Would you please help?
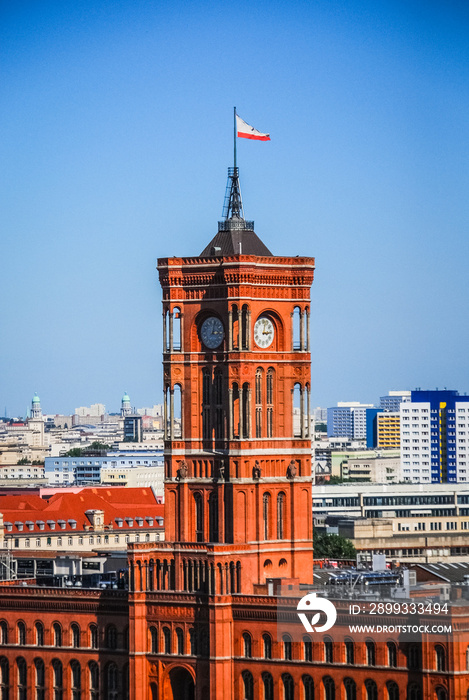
[122,392,130,403]
[32,393,41,404]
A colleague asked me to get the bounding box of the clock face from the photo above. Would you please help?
[201,316,224,349]
[254,316,275,348]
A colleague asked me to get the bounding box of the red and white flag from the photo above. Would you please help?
[236,114,270,141]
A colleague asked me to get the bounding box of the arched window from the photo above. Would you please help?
[106,663,118,700]
[163,627,171,655]
[89,625,98,650]
[35,621,44,647]
[0,622,7,645]
[241,305,249,351]
[209,492,219,543]
[303,675,314,700]
[266,368,274,437]
[17,622,26,646]
[365,679,378,700]
[243,632,252,658]
[407,684,421,700]
[214,369,224,439]
[255,368,263,438]
[407,645,420,669]
[387,681,399,700]
[277,492,285,539]
[53,622,62,648]
[35,658,45,700]
[16,658,26,700]
[293,383,302,437]
[263,633,272,659]
[345,639,354,664]
[242,671,253,700]
[387,641,397,667]
[70,660,81,700]
[303,635,312,662]
[435,689,447,700]
[324,677,335,700]
[242,382,250,439]
[189,628,198,656]
[194,492,203,542]
[282,674,294,700]
[173,384,182,439]
[89,662,99,700]
[122,663,129,700]
[0,657,9,697]
[344,678,356,700]
[262,672,274,700]
[71,623,80,648]
[202,368,211,440]
[435,645,446,672]
[105,625,117,650]
[172,307,182,351]
[263,493,271,540]
[52,659,63,699]
[176,628,184,655]
[283,634,292,661]
[324,637,333,663]
[150,627,158,653]
[293,306,302,350]
[366,640,376,666]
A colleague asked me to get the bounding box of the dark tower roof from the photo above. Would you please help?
[200,167,273,257]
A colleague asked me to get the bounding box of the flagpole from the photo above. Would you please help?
[233,106,237,169]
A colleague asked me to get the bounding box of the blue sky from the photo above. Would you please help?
[1,0,469,417]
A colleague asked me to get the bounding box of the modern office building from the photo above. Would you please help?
[400,389,469,483]
[379,390,411,412]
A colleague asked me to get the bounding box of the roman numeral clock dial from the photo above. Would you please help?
[254,316,274,348]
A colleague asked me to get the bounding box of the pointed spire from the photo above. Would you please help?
[222,167,245,221]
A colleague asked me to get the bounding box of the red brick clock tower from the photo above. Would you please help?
[128,168,315,699]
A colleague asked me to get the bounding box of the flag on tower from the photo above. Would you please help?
[236,114,270,141]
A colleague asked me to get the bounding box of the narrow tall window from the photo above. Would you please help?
[243,633,252,658]
[365,679,378,700]
[303,675,314,700]
[324,677,335,700]
[277,492,285,540]
[35,622,44,646]
[176,628,184,655]
[324,637,333,663]
[194,493,203,542]
[262,673,274,700]
[266,368,274,437]
[282,674,294,700]
[303,635,312,662]
[70,660,81,700]
[0,658,9,699]
[344,678,356,700]
[386,681,399,700]
[214,370,224,439]
[435,645,446,672]
[0,622,8,645]
[255,368,263,438]
[71,623,80,648]
[283,634,292,661]
[345,639,354,664]
[89,625,98,650]
[17,658,27,700]
[89,662,99,700]
[150,627,158,654]
[387,641,397,667]
[53,660,63,700]
[202,369,211,439]
[366,640,375,666]
[17,622,26,646]
[263,493,271,540]
[106,663,118,700]
[163,627,171,655]
[53,623,62,648]
[263,634,272,659]
[242,671,253,700]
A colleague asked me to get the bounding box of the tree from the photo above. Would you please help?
[313,532,356,560]
[17,457,31,465]
[66,448,83,457]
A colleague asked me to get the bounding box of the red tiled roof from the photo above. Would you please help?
[0,487,164,535]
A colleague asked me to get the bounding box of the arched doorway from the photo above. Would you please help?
[150,682,158,700]
[169,667,194,700]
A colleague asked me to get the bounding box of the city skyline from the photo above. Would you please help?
[2,0,469,416]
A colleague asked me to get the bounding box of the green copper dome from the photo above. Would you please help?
[32,393,40,404]
[122,392,130,403]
